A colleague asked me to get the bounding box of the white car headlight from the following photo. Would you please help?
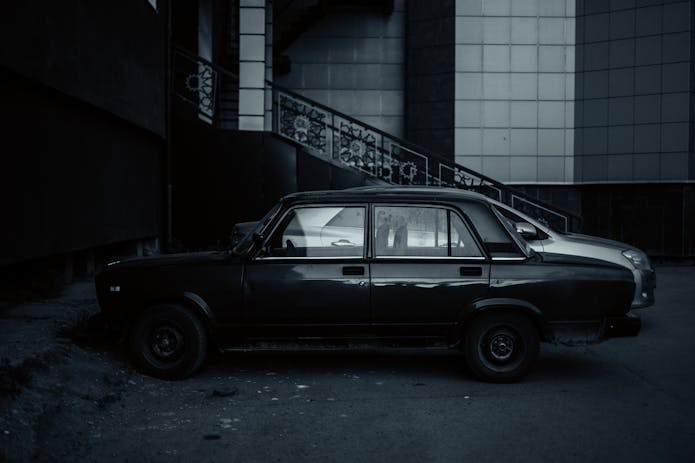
[622,249,650,270]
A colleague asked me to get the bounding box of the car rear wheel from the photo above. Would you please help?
[130,304,207,380]
[463,312,539,382]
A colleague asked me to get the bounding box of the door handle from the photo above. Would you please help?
[343,266,365,276]
[460,266,483,276]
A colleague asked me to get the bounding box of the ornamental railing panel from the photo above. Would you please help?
[172,50,217,120]
[278,93,329,154]
[437,164,503,202]
[334,118,379,177]
[387,142,429,186]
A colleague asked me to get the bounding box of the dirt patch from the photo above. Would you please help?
[0,358,34,398]
[0,351,61,399]
[0,281,137,462]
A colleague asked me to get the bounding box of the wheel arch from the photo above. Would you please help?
[124,292,219,348]
[454,298,550,343]
[178,291,219,347]
[181,291,217,325]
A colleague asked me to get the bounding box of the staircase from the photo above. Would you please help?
[273,0,325,74]
[171,47,582,233]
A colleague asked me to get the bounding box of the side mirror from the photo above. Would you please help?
[515,222,537,239]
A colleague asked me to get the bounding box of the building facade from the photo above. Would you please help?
[2,0,694,277]
[0,0,166,277]
[269,0,694,257]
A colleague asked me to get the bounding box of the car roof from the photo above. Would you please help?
[282,186,492,205]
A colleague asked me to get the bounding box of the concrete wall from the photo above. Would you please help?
[454,0,577,183]
[580,184,695,257]
[407,0,456,157]
[275,1,406,137]
[0,69,163,266]
[239,0,267,130]
[574,0,692,183]
[0,0,166,266]
[0,0,166,137]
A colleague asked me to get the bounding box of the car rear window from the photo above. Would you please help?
[461,202,525,258]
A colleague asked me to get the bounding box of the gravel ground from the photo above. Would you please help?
[1,267,694,462]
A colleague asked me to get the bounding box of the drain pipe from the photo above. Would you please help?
[164,0,173,252]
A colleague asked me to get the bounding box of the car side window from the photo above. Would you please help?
[265,206,365,258]
[463,202,525,258]
[450,212,484,257]
[373,206,482,258]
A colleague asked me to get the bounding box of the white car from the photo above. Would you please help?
[491,200,655,309]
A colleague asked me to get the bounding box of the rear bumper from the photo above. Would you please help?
[603,313,641,338]
[547,313,641,345]
[631,268,656,309]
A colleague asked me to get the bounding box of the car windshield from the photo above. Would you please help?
[232,202,282,255]
[492,203,567,236]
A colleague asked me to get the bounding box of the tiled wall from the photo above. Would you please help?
[575,0,692,182]
[264,0,273,131]
[238,0,267,131]
[275,1,406,137]
[455,0,576,183]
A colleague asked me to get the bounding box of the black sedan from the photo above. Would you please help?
[95,187,640,382]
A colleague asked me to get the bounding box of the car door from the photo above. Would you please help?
[370,204,490,341]
[242,204,371,340]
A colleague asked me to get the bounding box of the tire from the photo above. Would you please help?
[129,304,208,380]
[463,311,539,383]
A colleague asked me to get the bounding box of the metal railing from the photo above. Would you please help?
[269,83,581,232]
[172,47,238,128]
[171,46,582,232]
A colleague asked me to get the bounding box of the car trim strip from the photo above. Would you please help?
[254,256,365,261]
[372,256,487,261]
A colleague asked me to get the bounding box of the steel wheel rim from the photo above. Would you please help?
[489,332,515,361]
[150,324,185,361]
[478,325,524,372]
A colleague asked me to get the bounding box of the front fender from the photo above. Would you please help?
[182,291,217,325]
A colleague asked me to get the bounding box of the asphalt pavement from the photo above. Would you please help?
[2,266,694,462]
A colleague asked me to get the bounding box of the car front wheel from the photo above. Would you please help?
[130,304,208,380]
[463,312,539,382]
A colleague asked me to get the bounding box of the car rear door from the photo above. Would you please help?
[242,204,371,340]
[369,203,490,341]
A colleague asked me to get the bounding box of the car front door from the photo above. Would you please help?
[242,204,371,340]
[370,204,490,341]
